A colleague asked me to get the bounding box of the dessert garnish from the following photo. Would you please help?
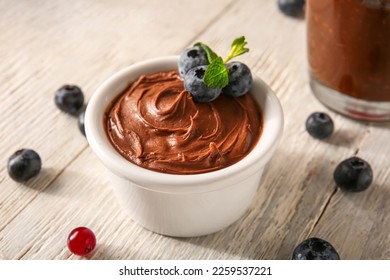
[292,237,340,260]
[333,157,373,192]
[179,36,253,102]
[178,45,208,77]
[7,149,42,182]
[183,65,222,102]
[305,112,334,139]
[67,226,96,256]
[223,61,253,98]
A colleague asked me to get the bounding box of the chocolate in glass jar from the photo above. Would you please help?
[307,0,390,120]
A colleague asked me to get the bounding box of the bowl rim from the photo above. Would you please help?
[85,55,284,193]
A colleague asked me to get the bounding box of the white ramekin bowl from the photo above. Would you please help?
[85,56,284,237]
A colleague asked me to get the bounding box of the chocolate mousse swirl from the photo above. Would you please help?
[105,70,262,174]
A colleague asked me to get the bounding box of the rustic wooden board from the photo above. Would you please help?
[0,0,388,260]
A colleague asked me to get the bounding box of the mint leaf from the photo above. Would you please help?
[203,57,229,89]
[224,36,249,63]
[193,36,249,89]
[194,42,218,63]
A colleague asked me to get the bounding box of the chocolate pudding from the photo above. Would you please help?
[308,0,390,102]
[105,70,263,174]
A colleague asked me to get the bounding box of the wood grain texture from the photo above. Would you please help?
[0,0,389,260]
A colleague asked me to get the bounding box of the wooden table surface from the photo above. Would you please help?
[1,0,389,260]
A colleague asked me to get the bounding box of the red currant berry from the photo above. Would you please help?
[67,227,96,256]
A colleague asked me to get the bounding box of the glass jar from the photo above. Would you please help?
[307,0,390,121]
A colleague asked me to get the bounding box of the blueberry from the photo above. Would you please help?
[7,149,42,182]
[305,112,334,139]
[178,46,209,77]
[333,157,373,192]
[184,65,222,103]
[278,0,305,17]
[223,61,253,97]
[77,109,86,137]
[54,85,84,115]
[292,237,340,260]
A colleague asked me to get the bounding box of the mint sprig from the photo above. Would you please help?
[224,36,249,63]
[194,36,249,89]
[203,57,229,89]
